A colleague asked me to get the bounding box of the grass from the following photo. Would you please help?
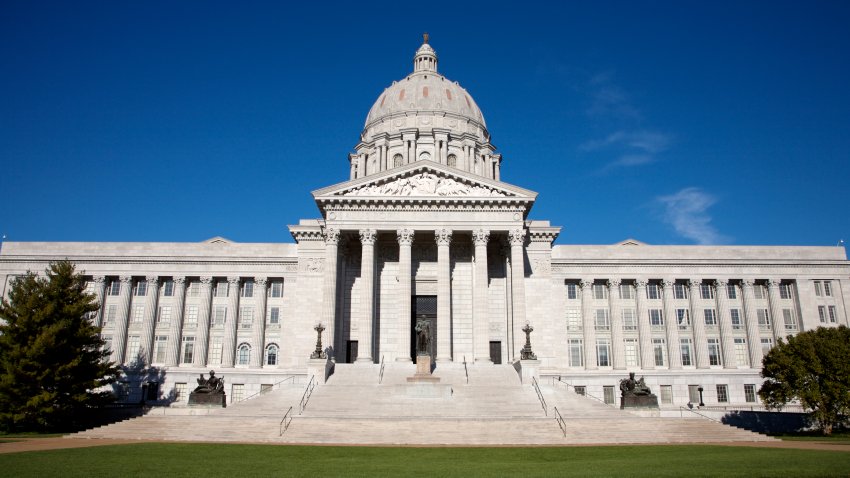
[774,430,850,444]
[0,443,849,477]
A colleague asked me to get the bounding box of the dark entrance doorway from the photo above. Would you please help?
[490,341,502,364]
[346,340,358,363]
[411,295,437,362]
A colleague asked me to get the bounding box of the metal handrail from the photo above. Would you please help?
[299,375,316,415]
[279,406,293,436]
[553,406,567,437]
[234,375,299,405]
[379,355,385,384]
[679,406,721,422]
[463,356,469,384]
[552,376,615,408]
[532,377,548,416]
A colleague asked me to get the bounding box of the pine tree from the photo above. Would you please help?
[0,261,119,432]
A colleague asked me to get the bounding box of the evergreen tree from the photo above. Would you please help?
[0,261,119,432]
[760,326,850,435]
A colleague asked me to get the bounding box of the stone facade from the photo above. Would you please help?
[1,39,848,408]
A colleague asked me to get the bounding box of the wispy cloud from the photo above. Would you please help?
[581,130,672,172]
[586,72,641,120]
[656,188,731,245]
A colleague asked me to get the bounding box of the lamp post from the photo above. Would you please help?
[520,322,537,360]
[698,386,705,407]
[311,323,326,359]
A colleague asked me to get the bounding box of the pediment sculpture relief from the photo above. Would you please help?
[344,172,508,197]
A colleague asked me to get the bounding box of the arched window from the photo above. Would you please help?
[447,154,457,168]
[393,154,403,168]
[265,344,279,366]
[237,343,250,366]
[418,151,431,162]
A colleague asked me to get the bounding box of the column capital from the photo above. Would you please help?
[119,275,133,284]
[714,279,728,288]
[397,228,415,246]
[324,227,341,245]
[580,279,594,290]
[227,276,240,285]
[608,279,621,289]
[687,279,701,288]
[508,228,526,246]
[199,276,213,285]
[173,277,186,285]
[435,228,452,246]
[146,275,159,285]
[255,277,268,286]
[662,279,675,289]
[635,279,648,289]
[92,275,106,284]
[767,279,782,288]
[741,279,755,288]
[359,228,377,245]
[472,228,490,246]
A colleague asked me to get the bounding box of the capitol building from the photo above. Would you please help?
[1,38,848,414]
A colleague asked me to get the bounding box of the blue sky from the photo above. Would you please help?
[2,1,849,249]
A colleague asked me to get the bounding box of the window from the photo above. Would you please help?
[209,337,223,365]
[269,280,283,298]
[622,308,637,330]
[744,384,757,403]
[660,385,673,404]
[393,154,404,167]
[104,305,117,325]
[231,384,244,404]
[753,284,766,300]
[783,309,797,330]
[566,283,578,300]
[213,306,227,326]
[594,309,610,330]
[814,280,832,297]
[174,382,187,402]
[126,335,141,363]
[823,281,832,297]
[134,281,147,297]
[757,309,770,328]
[730,309,743,329]
[265,344,279,366]
[761,337,773,355]
[649,309,664,327]
[619,283,633,299]
[653,338,666,367]
[700,283,714,299]
[84,281,96,294]
[704,309,717,326]
[596,339,611,367]
[674,283,688,299]
[676,309,690,328]
[680,338,693,366]
[574,386,586,396]
[716,384,729,403]
[162,280,174,297]
[603,386,615,405]
[269,307,280,325]
[158,306,171,323]
[241,280,254,298]
[261,384,273,394]
[593,283,607,300]
[828,306,837,323]
[569,339,583,367]
[102,337,113,354]
[726,283,737,300]
[188,282,200,297]
[646,283,661,300]
[734,338,748,367]
[819,305,827,323]
[237,343,251,366]
[779,283,793,300]
[566,308,581,331]
[688,385,700,404]
[181,337,195,364]
[215,280,229,297]
[108,280,121,296]
[624,339,638,367]
[153,336,168,363]
[239,307,254,329]
[708,338,722,366]
[184,306,198,328]
[132,304,145,323]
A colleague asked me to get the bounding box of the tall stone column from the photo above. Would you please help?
[689,279,710,368]
[321,228,340,361]
[580,280,597,369]
[608,280,625,369]
[661,280,682,369]
[436,229,452,362]
[357,229,377,363]
[472,229,491,363]
[397,229,414,362]
[250,277,268,368]
[193,277,213,367]
[635,280,654,370]
[714,280,737,368]
[741,279,763,368]
[165,277,186,366]
[508,228,527,362]
[91,276,106,327]
[139,276,160,365]
[221,277,241,367]
[767,279,786,341]
[111,276,133,364]
[440,140,447,165]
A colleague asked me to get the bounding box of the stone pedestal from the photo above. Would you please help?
[307,357,334,385]
[187,392,226,408]
[514,359,540,384]
[620,394,659,410]
[407,355,440,383]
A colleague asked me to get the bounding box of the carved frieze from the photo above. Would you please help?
[299,258,325,273]
[344,172,509,197]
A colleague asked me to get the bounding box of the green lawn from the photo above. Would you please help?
[1,443,849,477]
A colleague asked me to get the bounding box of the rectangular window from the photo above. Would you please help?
[783,309,797,330]
[569,339,583,367]
[649,309,664,327]
[269,280,283,298]
[757,309,770,327]
[102,337,112,354]
[174,382,187,402]
[735,338,748,367]
[594,309,610,330]
[213,306,227,326]
[704,309,717,326]
[593,283,607,300]
[619,283,633,300]
[621,308,637,330]
[603,386,615,405]
[596,339,611,367]
[624,339,638,367]
[688,385,700,404]
[181,336,195,364]
[126,335,141,362]
[819,305,827,323]
[700,283,714,300]
[158,306,171,323]
[162,280,174,297]
[188,281,200,297]
[708,338,722,366]
[815,280,823,297]
[215,281,229,298]
[574,386,586,396]
[828,306,837,323]
[653,338,666,367]
[680,338,693,366]
[674,283,688,299]
[779,283,793,300]
[676,308,690,328]
[660,385,673,404]
[730,309,743,329]
[566,283,578,300]
[744,384,757,403]
[761,338,773,356]
[239,307,254,329]
[231,384,244,404]
[646,283,661,300]
[134,281,147,297]
[104,305,117,324]
[184,305,198,327]
[153,335,168,363]
[716,384,729,403]
[84,281,96,294]
[726,283,737,300]
[241,280,254,298]
[132,304,145,323]
[823,281,832,297]
[753,284,766,300]
[261,384,273,394]
[269,307,280,325]
[108,280,121,296]
[566,308,581,331]
[209,337,223,365]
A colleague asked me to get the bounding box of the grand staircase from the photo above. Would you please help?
[69,363,776,445]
